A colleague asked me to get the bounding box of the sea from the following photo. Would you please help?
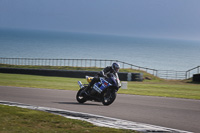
[0,28,200,71]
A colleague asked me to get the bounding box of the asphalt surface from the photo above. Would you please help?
[0,86,199,133]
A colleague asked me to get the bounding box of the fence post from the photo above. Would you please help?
[38,58,39,66]
[44,59,46,66]
[37,58,38,66]
[7,58,9,64]
[71,59,73,67]
[29,58,31,66]
[156,70,158,77]
[185,72,187,79]
[188,71,190,79]
[40,58,42,66]
[34,58,36,66]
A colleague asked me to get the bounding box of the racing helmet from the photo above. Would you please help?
[112,62,120,73]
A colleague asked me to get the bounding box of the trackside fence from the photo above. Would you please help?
[0,57,199,80]
[186,66,200,79]
[156,70,186,80]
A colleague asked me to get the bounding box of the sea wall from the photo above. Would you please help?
[0,67,143,81]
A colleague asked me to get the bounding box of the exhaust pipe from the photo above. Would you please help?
[77,81,84,89]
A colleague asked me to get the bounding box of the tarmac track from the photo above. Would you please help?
[0,86,199,132]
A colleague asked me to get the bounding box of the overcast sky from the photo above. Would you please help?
[0,0,200,40]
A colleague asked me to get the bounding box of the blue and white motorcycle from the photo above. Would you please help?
[76,73,121,106]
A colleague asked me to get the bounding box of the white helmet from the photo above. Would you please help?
[112,62,120,72]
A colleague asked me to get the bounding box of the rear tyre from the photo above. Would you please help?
[76,88,87,103]
[102,90,116,106]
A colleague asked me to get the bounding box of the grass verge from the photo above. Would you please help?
[0,73,199,100]
[0,104,134,133]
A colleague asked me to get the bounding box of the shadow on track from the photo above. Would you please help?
[54,102,102,106]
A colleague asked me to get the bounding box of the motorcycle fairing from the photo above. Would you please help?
[93,78,111,93]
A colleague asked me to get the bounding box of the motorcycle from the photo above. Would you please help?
[76,73,121,106]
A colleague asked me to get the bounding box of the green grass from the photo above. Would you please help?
[0,73,200,100]
[118,81,200,99]
[0,73,84,90]
[0,104,135,133]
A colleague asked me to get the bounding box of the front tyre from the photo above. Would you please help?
[76,88,87,103]
[102,90,116,106]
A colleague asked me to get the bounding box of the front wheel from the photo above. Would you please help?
[102,90,116,106]
[76,88,87,103]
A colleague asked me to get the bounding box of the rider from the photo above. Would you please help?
[85,62,120,93]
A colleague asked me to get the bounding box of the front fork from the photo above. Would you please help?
[77,81,84,89]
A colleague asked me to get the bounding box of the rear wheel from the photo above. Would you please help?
[76,88,87,103]
[102,90,116,106]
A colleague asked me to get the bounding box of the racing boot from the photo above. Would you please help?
[85,77,97,95]
[84,84,91,95]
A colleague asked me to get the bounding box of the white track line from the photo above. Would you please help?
[0,100,192,133]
